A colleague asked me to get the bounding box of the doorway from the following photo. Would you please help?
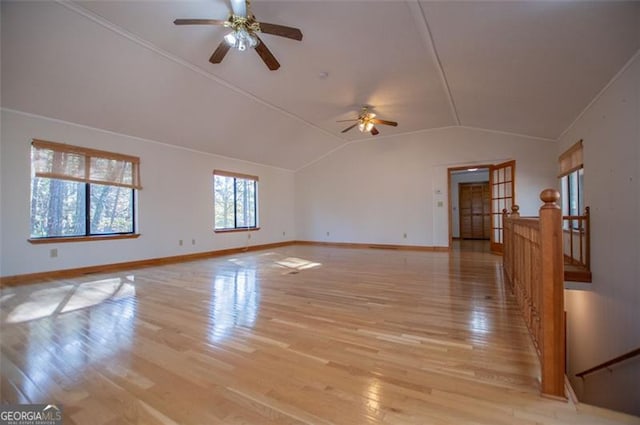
[448,161,516,253]
[449,167,491,249]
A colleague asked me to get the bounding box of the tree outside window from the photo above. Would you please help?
[214,171,258,231]
[30,140,140,239]
[560,168,584,229]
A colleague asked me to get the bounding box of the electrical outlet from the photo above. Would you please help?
[326,231,330,237]
[50,248,58,258]
[179,239,183,246]
[247,233,251,239]
[403,233,407,239]
[192,239,196,245]
[282,231,286,237]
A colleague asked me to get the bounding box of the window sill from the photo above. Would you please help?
[214,227,260,234]
[28,234,140,244]
[565,269,592,284]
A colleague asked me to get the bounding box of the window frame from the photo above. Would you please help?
[558,140,584,231]
[213,170,259,233]
[28,140,141,243]
[560,168,584,231]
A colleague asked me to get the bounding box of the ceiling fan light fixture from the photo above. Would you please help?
[224,27,259,51]
[357,111,376,132]
[358,120,375,133]
[224,31,237,45]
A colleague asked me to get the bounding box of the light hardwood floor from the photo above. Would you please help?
[1,244,638,424]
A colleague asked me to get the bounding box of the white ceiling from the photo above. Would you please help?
[2,1,639,170]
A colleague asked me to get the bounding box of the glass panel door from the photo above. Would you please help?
[490,160,515,253]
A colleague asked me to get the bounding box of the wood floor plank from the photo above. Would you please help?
[2,243,639,424]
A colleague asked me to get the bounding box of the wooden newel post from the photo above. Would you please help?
[510,204,520,217]
[539,189,566,399]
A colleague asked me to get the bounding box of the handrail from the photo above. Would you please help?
[576,347,640,378]
[503,190,566,399]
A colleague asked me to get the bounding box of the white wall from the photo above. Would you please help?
[560,52,640,416]
[450,170,490,238]
[0,110,295,277]
[295,126,556,247]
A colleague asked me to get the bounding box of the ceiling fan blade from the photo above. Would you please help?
[370,127,380,136]
[371,118,398,127]
[336,119,358,122]
[230,0,247,17]
[209,41,232,64]
[259,23,303,41]
[254,36,280,70]
[174,19,227,26]
[341,124,358,133]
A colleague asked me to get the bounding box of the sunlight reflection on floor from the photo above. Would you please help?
[274,257,322,272]
[4,276,136,323]
[209,269,259,343]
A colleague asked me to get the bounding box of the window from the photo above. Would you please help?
[561,168,584,217]
[559,140,584,229]
[30,140,141,240]
[214,170,258,231]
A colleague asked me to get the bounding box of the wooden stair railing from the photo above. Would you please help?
[563,207,591,282]
[563,207,590,269]
[503,189,566,400]
[576,347,640,378]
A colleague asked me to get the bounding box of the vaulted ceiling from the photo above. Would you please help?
[2,1,639,170]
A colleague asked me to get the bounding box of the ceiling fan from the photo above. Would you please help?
[338,107,398,136]
[174,0,302,70]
